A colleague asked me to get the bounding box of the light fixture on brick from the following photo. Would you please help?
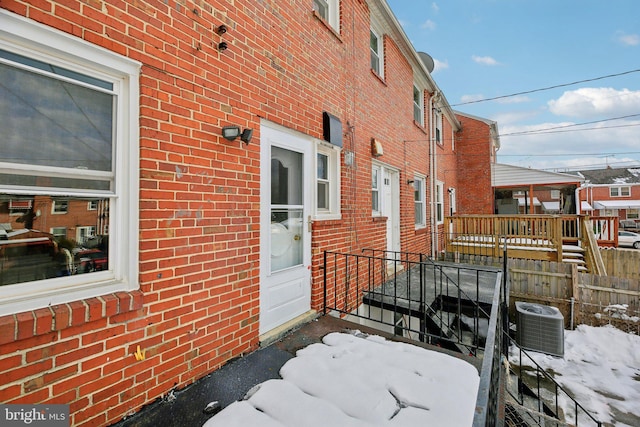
[221,125,253,144]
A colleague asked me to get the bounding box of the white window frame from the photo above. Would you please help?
[8,198,32,216]
[372,164,381,215]
[312,0,340,32]
[434,109,443,145]
[414,175,426,228]
[50,227,67,239]
[77,226,96,245]
[627,209,639,219]
[413,84,424,126]
[314,141,341,220]
[610,186,630,197]
[370,26,384,78]
[52,199,69,214]
[436,181,444,224]
[0,10,140,316]
[550,190,560,199]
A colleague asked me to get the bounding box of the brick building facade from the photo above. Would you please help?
[0,1,497,425]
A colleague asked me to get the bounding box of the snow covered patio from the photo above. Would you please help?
[112,315,482,427]
[202,329,480,427]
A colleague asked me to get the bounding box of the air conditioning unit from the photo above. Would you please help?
[515,302,564,357]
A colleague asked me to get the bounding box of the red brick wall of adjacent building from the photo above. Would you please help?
[455,114,495,215]
[0,1,459,425]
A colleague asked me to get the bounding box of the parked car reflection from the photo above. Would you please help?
[73,249,108,273]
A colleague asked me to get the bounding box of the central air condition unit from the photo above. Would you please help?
[516,302,564,357]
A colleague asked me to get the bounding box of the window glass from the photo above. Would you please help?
[0,54,115,173]
[317,153,329,210]
[434,109,442,144]
[372,166,380,213]
[414,177,425,227]
[313,0,328,19]
[0,195,110,284]
[370,28,382,77]
[413,85,423,125]
[312,0,339,31]
[436,182,444,223]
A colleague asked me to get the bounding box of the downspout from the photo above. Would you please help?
[575,184,584,215]
[429,92,438,258]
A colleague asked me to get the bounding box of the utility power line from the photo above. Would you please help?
[451,68,640,106]
[501,121,640,137]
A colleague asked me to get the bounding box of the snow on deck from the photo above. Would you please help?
[202,332,479,427]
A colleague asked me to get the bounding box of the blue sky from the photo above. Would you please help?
[386,0,640,171]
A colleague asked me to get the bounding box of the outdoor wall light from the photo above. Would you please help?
[216,24,228,35]
[407,179,415,185]
[218,42,228,51]
[222,125,241,140]
[221,126,253,144]
[240,128,253,144]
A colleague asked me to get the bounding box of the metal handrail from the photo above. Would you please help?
[506,333,602,426]
[321,248,505,425]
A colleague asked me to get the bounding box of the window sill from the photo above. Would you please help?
[413,120,428,134]
[370,69,387,86]
[414,227,428,235]
[372,216,388,223]
[0,290,144,346]
[312,10,343,42]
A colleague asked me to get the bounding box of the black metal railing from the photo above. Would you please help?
[322,249,501,355]
[321,248,506,425]
[506,333,603,427]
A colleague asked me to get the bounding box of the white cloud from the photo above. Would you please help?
[421,19,436,30]
[548,87,640,118]
[431,2,439,13]
[497,118,640,170]
[460,94,484,104]
[496,95,531,105]
[493,110,541,126]
[617,32,639,46]
[432,58,448,73]
[472,55,499,66]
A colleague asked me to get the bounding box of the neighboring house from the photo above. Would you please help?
[0,196,107,246]
[576,167,640,220]
[492,163,585,214]
[454,112,500,215]
[0,1,496,425]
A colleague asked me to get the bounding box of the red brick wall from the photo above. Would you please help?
[455,115,495,214]
[580,185,640,218]
[0,1,461,425]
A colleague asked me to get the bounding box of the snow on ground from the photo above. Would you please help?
[509,324,640,426]
[202,331,479,427]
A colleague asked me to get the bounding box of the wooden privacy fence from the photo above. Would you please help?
[445,252,640,334]
[599,247,640,280]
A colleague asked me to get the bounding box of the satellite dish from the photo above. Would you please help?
[418,52,435,73]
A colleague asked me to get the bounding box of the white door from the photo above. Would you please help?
[260,121,312,335]
[383,168,401,256]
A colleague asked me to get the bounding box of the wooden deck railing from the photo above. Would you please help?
[445,215,614,275]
